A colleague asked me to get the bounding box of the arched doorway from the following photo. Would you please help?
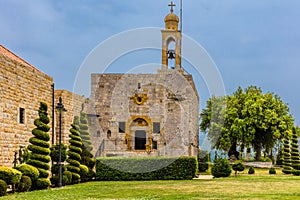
[126,116,152,151]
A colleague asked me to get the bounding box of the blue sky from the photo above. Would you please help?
[1,0,300,126]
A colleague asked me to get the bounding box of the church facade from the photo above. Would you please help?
[90,6,200,157]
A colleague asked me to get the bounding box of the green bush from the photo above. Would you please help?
[51,164,67,174]
[248,166,255,174]
[232,160,245,176]
[63,171,73,185]
[16,175,32,192]
[96,156,197,181]
[50,175,68,187]
[27,102,51,179]
[0,179,7,197]
[269,167,276,174]
[50,144,67,163]
[198,150,209,172]
[67,116,82,184]
[15,164,39,182]
[32,178,50,190]
[211,158,232,178]
[0,166,22,185]
[79,165,89,177]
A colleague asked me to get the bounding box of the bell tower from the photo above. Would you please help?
[161,1,182,72]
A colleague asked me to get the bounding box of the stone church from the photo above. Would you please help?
[0,3,199,167]
[90,4,199,157]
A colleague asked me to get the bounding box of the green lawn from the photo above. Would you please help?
[2,175,300,200]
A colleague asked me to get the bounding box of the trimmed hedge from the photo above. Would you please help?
[0,166,22,185]
[96,156,197,181]
[16,175,32,192]
[32,178,51,190]
[0,179,7,196]
[14,164,39,182]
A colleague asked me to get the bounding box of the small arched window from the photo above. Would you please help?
[107,130,111,139]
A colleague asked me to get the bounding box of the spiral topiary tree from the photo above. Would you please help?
[79,112,93,152]
[79,112,95,182]
[50,143,68,186]
[291,127,300,176]
[282,132,292,174]
[66,116,82,184]
[27,102,51,189]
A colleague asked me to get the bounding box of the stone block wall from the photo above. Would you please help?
[0,45,53,167]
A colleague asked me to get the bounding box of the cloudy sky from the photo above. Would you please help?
[1,0,300,126]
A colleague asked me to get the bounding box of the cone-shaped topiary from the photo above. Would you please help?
[291,127,300,176]
[79,112,95,182]
[282,132,292,174]
[66,116,82,184]
[79,112,93,152]
[27,102,51,189]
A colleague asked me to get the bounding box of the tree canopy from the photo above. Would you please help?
[200,86,295,160]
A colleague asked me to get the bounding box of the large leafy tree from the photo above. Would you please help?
[200,86,294,160]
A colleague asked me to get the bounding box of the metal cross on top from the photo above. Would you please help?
[168,1,176,13]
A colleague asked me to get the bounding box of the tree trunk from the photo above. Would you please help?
[255,143,262,161]
[228,142,240,160]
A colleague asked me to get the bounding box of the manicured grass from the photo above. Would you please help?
[2,175,300,199]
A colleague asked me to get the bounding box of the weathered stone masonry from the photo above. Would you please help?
[0,45,53,167]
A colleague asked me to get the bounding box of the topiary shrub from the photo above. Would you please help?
[27,102,51,182]
[79,164,89,179]
[66,116,82,184]
[291,127,300,176]
[14,164,39,182]
[50,174,69,187]
[232,160,245,176]
[79,112,93,152]
[248,166,255,174]
[0,166,22,185]
[33,178,51,190]
[16,175,32,192]
[211,158,232,178]
[269,167,276,174]
[63,171,72,185]
[0,179,7,197]
[198,150,209,172]
[50,143,68,187]
[50,144,67,163]
[79,112,95,182]
[51,164,67,175]
[282,133,292,174]
[80,147,96,182]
